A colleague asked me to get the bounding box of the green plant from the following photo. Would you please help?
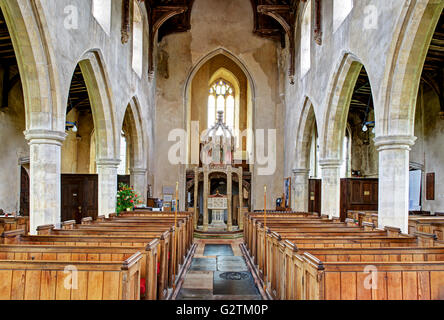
[116,183,142,214]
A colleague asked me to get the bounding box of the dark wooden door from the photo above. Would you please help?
[308,179,322,215]
[340,178,378,222]
[61,175,98,223]
[19,167,30,216]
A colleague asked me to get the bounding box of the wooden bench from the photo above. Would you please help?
[0,241,160,300]
[244,210,444,300]
[0,252,142,300]
[2,228,172,299]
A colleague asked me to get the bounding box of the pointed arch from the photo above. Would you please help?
[184,48,257,107]
[379,0,443,136]
[75,50,118,160]
[0,0,59,130]
[320,52,365,160]
[184,48,257,162]
[122,96,146,170]
[295,97,318,170]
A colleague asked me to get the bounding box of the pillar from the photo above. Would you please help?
[375,135,416,233]
[25,130,67,235]
[203,166,209,232]
[319,159,342,219]
[292,168,310,212]
[194,167,199,229]
[130,168,147,205]
[97,159,120,217]
[238,167,243,230]
[227,166,233,231]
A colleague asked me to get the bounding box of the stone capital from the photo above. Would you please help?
[24,129,67,146]
[319,158,342,169]
[374,135,417,152]
[129,168,148,175]
[96,158,121,168]
[292,168,310,176]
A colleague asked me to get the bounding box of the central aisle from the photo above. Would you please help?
[176,239,263,300]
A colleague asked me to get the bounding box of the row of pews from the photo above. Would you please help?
[0,211,194,300]
[347,210,444,241]
[0,216,29,234]
[243,211,444,300]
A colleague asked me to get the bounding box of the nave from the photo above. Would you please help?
[1,208,444,300]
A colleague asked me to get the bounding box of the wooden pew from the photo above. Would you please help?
[0,243,159,300]
[303,253,444,300]
[244,210,444,300]
[0,252,142,300]
[2,229,171,300]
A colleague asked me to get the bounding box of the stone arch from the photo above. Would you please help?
[184,48,257,131]
[122,96,146,170]
[379,0,443,136]
[320,52,365,161]
[295,97,319,170]
[0,0,59,130]
[73,50,118,160]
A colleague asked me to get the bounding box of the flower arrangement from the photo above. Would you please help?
[116,183,143,214]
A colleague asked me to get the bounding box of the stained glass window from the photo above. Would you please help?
[208,79,235,130]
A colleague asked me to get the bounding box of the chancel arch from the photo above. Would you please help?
[185,50,254,166]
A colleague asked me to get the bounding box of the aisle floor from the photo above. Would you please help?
[176,239,262,300]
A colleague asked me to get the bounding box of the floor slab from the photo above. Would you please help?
[189,258,217,271]
[213,271,260,296]
[182,271,214,290]
[203,244,234,256]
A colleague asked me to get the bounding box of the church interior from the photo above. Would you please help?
[0,0,443,301]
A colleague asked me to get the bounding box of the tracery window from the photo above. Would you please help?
[207,79,235,131]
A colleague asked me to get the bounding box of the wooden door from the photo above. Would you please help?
[340,178,378,222]
[61,175,98,223]
[308,179,322,215]
[19,167,30,216]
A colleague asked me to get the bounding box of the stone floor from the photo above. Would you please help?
[176,239,262,300]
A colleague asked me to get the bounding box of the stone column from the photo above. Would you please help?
[319,159,342,219]
[292,168,310,212]
[194,167,199,229]
[25,130,67,235]
[227,166,233,231]
[97,159,120,217]
[130,168,147,205]
[238,167,243,230]
[203,166,209,232]
[375,135,416,233]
